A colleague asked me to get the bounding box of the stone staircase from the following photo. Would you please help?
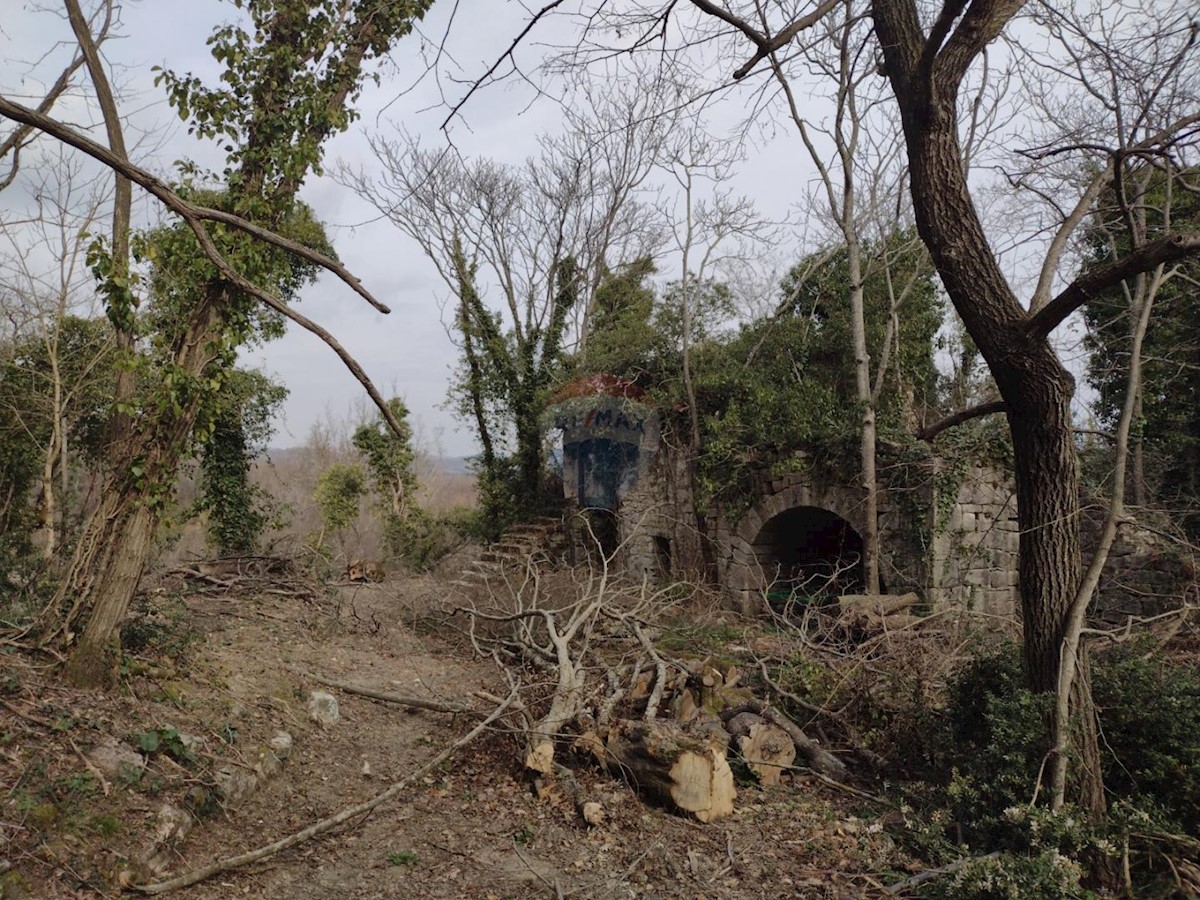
[449,516,567,592]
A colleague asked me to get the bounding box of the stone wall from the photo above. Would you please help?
[928,464,1021,617]
[587,428,1193,623]
[608,444,1023,617]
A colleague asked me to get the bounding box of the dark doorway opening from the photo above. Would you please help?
[653,535,672,577]
[753,506,877,609]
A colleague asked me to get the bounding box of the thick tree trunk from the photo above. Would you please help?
[604,719,736,822]
[61,497,156,686]
[871,0,1105,811]
[56,299,224,687]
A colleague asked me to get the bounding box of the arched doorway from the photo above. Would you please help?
[752,506,874,609]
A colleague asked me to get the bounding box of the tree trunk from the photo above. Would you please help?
[61,496,156,686]
[604,718,736,822]
[847,242,880,594]
[56,298,224,687]
[871,0,1105,811]
[40,421,59,559]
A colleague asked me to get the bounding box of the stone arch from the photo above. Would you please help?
[725,480,874,611]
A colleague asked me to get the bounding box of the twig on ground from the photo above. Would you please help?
[307,673,486,718]
[886,852,1001,894]
[131,687,517,894]
[0,697,56,729]
[66,735,111,796]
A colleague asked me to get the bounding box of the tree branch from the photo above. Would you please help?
[1026,231,1200,338]
[688,0,841,80]
[917,400,1006,441]
[440,0,565,131]
[0,93,411,440]
[0,2,114,191]
[0,95,391,315]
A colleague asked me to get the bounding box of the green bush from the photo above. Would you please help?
[936,648,1054,847]
[894,639,1200,892]
[920,850,1090,900]
[1091,643,1200,833]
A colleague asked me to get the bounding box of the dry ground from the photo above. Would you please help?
[1,569,915,899]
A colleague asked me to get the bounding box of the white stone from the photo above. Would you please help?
[269,730,294,759]
[307,690,340,728]
[86,736,144,779]
[214,764,258,804]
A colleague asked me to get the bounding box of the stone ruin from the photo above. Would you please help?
[548,381,1194,621]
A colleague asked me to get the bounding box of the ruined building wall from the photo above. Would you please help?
[609,442,1022,616]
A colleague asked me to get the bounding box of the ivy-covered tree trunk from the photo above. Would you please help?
[58,296,225,686]
[51,0,430,687]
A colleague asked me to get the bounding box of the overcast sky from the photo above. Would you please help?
[2,0,1105,457]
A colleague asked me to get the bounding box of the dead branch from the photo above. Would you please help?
[720,700,847,780]
[757,660,886,770]
[886,852,1002,895]
[307,673,486,718]
[131,686,517,894]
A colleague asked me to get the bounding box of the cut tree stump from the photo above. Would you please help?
[604,719,736,823]
[726,712,796,786]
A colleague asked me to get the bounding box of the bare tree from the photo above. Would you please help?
[342,89,668,525]
[664,124,770,576]
[0,1,116,193]
[0,148,113,558]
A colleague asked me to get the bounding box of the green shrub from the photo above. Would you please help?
[1091,643,1200,832]
[894,639,1200,892]
[936,648,1054,847]
[920,849,1090,900]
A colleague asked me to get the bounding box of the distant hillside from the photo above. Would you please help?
[264,448,474,476]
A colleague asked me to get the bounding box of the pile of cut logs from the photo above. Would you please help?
[545,655,848,824]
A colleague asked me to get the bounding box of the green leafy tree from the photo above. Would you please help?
[447,245,577,538]
[353,397,418,521]
[352,396,436,566]
[777,233,942,428]
[313,462,366,553]
[194,369,288,556]
[576,258,664,384]
[1084,168,1200,536]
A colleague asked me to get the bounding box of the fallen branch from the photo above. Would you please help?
[721,700,847,781]
[132,686,517,894]
[886,852,1001,894]
[307,674,486,718]
[758,661,886,770]
[0,697,57,729]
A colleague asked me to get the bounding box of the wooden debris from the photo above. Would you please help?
[837,592,920,634]
[721,700,847,781]
[603,719,736,823]
[725,712,796,786]
[344,559,385,583]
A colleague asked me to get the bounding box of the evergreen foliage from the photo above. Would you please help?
[194,369,288,555]
[1083,168,1200,536]
[576,233,941,510]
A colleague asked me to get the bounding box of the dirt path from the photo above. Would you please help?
[2,573,902,899]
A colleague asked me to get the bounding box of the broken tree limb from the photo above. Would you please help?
[757,661,886,770]
[886,852,1002,894]
[721,701,847,781]
[603,718,736,823]
[131,687,517,894]
[308,674,485,718]
[725,713,795,787]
